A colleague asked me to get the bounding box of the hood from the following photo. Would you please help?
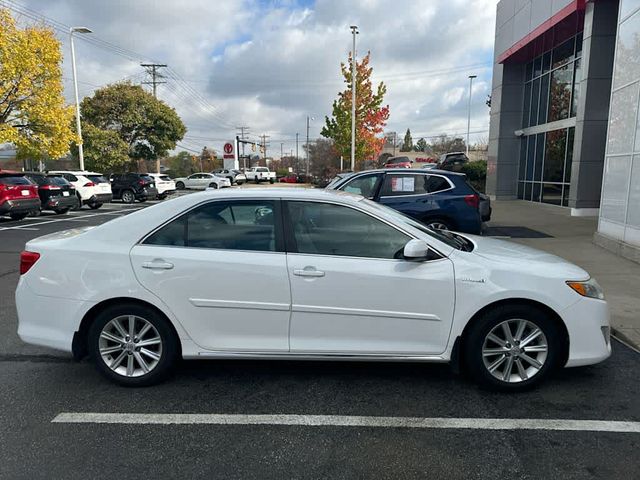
[466,235,590,280]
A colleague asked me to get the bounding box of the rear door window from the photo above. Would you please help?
[426,175,452,193]
[380,174,429,196]
[46,176,70,186]
[86,175,107,184]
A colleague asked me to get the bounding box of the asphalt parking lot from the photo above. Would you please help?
[1,194,639,479]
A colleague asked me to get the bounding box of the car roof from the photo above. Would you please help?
[49,170,104,175]
[344,168,465,177]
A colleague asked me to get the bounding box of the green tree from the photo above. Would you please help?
[400,128,413,152]
[80,83,186,170]
[321,52,389,169]
[165,151,195,177]
[0,9,75,160]
[77,124,129,172]
[415,137,428,152]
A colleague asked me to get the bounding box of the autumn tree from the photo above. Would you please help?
[321,52,389,170]
[400,128,413,152]
[0,9,75,160]
[305,138,340,178]
[80,83,186,171]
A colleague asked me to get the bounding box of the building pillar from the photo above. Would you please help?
[487,61,524,200]
[569,0,619,212]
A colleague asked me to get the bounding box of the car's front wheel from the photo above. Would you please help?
[88,203,102,210]
[209,182,218,189]
[121,190,136,204]
[88,303,178,386]
[425,218,452,231]
[176,181,185,190]
[464,304,562,391]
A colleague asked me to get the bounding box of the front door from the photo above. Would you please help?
[130,199,291,352]
[284,200,455,355]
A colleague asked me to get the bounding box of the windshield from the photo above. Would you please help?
[326,173,352,189]
[361,198,474,252]
[0,175,31,185]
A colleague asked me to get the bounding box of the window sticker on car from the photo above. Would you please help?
[391,176,415,192]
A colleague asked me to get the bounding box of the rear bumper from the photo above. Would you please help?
[562,297,612,367]
[84,193,113,205]
[139,188,158,200]
[0,198,41,215]
[45,195,79,210]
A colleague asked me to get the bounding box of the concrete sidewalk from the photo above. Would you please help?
[485,200,640,350]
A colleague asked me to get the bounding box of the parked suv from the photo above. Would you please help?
[213,168,246,185]
[49,171,113,209]
[0,172,40,220]
[23,172,78,214]
[383,156,413,169]
[109,173,159,203]
[437,152,469,172]
[148,174,176,200]
[327,168,482,234]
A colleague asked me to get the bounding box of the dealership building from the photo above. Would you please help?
[488,0,640,261]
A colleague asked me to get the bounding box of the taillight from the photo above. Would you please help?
[83,182,95,187]
[138,179,145,185]
[20,251,40,275]
[464,194,480,209]
[40,185,61,190]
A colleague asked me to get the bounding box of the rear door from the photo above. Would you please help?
[130,198,292,352]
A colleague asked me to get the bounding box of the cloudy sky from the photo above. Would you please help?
[6,0,496,157]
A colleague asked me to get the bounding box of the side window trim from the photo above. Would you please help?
[139,198,286,253]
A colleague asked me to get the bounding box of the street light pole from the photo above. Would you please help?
[466,75,477,157]
[350,25,358,171]
[69,27,92,171]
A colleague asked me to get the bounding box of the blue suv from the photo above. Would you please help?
[326,169,483,234]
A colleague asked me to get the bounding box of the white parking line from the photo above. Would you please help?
[51,413,640,433]
[0,207,142,231]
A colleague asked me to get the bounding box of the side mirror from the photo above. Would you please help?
[403,239,431,261]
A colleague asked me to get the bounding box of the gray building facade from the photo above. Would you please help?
[489,0,640,261]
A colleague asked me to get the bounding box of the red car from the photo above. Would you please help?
[383,156,413,169]
[0,171,41,220]
[279,174,299,183]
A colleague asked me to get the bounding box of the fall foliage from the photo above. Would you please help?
[0,8,75,159]
[321,52,389,170]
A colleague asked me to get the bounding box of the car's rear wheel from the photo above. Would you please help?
[464,304,562,391]
[269,178,275,184]
[88,303,178,386]
[425,218,452,231]
[209,182,218,189]
[121,190,136,204]
[89,203,102,210]
[176,181,185,190]
[54,208,70,215]
[9,212,28,221]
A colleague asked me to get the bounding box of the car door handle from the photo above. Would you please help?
[293,268,325,277]
[142,260,174,270]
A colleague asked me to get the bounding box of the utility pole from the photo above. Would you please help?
[306,116,314,177]
[260,134,270,165]
[70,26,92,171]
[236,126,250,170]
[295,133,299,171]
[466,75,477,157]
[393,132,397,156]
[350,25,359,171]
[142,63,167,173]
[281,142,284,160]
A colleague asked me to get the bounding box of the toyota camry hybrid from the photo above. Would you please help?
[15,188,611,390]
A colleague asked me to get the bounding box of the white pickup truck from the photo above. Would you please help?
[245,167,276,184]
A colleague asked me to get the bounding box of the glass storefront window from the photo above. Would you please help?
[544,129,567,182]
[571,57,582,118]
[542,51,551,74]
[614,10,640,89]
[530,78,540,126]
[539,73,550,124]
[523,82,532,127]
[565,127,575,183]
[534,133,545,182]
[542,184,563,205]
[607,83,640,155]
[548,63,574,122]
[552,38,575,69]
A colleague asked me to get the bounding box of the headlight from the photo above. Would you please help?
[566,278,605,300]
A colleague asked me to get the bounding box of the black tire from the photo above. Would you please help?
[121,190,136,204]
[88,302,179,387]
[255,179,260,184]
[30,209,42,217]
[463,304,563,391]
[269,178,275,184]
[9,212,28,221]
[54,208,70,215]
[89,203,102,210]
[74,195,82,210]
[158,194,166,200]
[176,181,185,190]
[209,182,218,189]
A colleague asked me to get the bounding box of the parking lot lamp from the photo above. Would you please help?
[466,75,477,157]
[70,27,92,171]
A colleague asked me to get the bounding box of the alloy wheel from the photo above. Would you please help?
[427,221,449,231]
[122,191,135,203]
[98,315,163,378]
[482,318,548,383]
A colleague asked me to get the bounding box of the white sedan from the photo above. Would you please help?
[174,172,231,190]
[16,189,611,389]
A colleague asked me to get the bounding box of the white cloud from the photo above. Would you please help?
[13,0,496,155]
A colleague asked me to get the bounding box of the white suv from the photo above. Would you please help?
[148,174,176,199]
[49,171,113,209]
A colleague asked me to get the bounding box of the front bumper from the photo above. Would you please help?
[84,193,113,205]
[562,296,612,367]
[0,197,41,215]
[45,195,79,210]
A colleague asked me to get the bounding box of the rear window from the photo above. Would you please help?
[139,175,154,182]
[386,157,411,164]
[26,174,47,186]
[0,175,32,186]
[86,175,107,183]
[256,167,269,172]
[47,175,70,186]
[159,175,171,181]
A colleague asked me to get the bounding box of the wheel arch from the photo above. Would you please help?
[453,298,570,371]
[72,297,182,360]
